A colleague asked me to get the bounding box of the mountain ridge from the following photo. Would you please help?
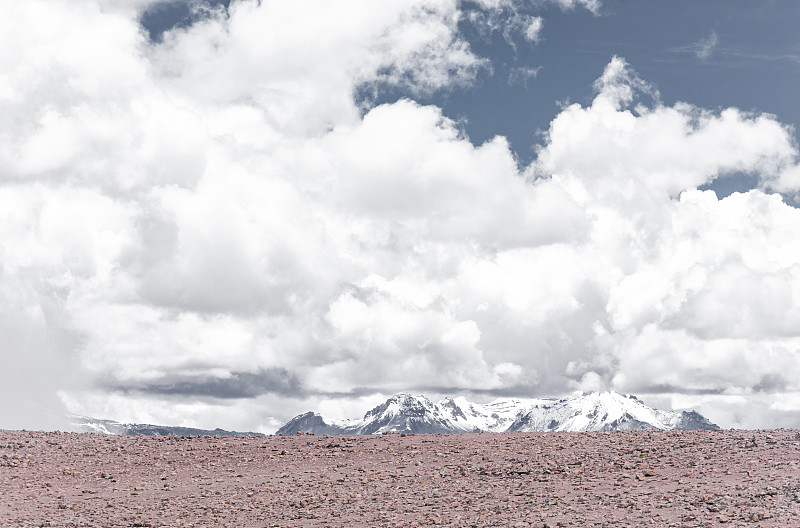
[276,391,718,435]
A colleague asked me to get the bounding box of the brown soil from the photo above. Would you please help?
[1,429,799,527]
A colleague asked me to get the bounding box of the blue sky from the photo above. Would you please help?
[3,0,800,432]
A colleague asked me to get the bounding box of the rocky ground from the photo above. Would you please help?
[1,429,799,527]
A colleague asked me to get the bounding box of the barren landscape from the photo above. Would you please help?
[2,429,799,527]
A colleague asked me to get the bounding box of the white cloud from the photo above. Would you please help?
[472,0,600,15]
[464,2,558,50]
[3,2,800,433]
[766,162,800,197]
[695,30,719,60]
[525,16,544,43]
[550,0,601,14]
[536,57,798,200]
[151,0,484,130]
[508,66,542,87]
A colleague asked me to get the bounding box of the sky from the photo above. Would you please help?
[2,0,800,433]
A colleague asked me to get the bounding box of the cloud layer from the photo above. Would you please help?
[3,1,800,431]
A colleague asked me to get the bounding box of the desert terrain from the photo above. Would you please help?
[1,429,799,527]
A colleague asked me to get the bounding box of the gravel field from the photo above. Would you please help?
[2,429,799,527]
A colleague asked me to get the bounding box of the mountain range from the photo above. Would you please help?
[276,391,718,435]
[68,391,717,436]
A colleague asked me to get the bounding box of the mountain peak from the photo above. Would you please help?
[363,393,435,419]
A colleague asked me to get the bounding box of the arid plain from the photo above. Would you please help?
[2,429,799,527]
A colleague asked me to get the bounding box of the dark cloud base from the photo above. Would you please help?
[105,368,301,399]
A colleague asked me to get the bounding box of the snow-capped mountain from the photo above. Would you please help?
[276,391,718,435]
[438,395,552,432]
[70,415,264,437]
[276,394,461,436]
[504,392,716,432]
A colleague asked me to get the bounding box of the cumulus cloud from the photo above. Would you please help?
[3,1,800,432]
[530,57,800,424]
[0,0,486,430]
[537,57,798,199]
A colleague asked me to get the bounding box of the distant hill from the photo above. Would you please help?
[69,415,264,437]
